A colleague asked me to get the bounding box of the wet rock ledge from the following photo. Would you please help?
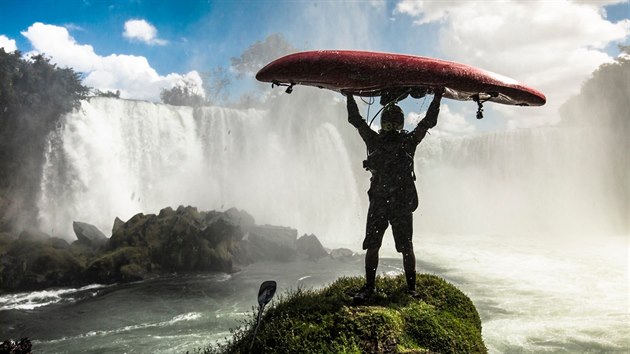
[0,206,354,292]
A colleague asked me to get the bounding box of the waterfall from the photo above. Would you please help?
[415,126,625,236]
[38,95,366,248]
[38,94,625,249]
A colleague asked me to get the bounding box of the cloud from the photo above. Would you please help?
[123,19,167,46]
[0,35,17,52]
[395,0,630,128]
[21,22,198,101]
[408,103,475,137]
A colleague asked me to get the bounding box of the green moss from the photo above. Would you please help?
[87,246,150,282]
[202,273,486,354]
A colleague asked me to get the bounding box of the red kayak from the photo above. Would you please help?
[256,50,546,107]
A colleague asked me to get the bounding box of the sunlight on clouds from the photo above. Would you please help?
[21,22,198,101]
[0,35,17,52]
[407,104,475,137]
[123,19,167,46]
[395,0,630,128]
[301,1,389,50]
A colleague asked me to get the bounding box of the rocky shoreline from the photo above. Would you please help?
[0,206,356,292]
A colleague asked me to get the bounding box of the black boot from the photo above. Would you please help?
[352,284,376,305]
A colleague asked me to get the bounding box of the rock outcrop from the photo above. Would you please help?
[213,273,487,354]
[73,221,108,249]
[0,206,333,291]
[0,231,88,291]
[296,233,328,260]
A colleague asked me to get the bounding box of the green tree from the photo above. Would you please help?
[230,33,296,79]
[201,66,231,105]
[0,49,88,232]
[160,80,206,107]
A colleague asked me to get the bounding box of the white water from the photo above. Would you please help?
[0,284,109,311]
[34,94,628,351]
[38,94,364,247]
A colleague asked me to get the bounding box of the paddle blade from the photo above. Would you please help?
[258,280,277,307]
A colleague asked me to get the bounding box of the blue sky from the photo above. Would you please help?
[1,0,629,133]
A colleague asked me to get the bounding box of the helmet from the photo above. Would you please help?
[381,104,404,131]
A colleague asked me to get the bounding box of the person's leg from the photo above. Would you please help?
[365,247,379,288]
[391,213,416,290]
[354,202,388,303]
[362,201,388,287]
[402,247,416,291]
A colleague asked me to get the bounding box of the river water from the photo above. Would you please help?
[1,233,627,353]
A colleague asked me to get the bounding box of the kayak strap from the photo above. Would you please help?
[368,89,412,127]
[272,80,295,94]
[471,92,499,119]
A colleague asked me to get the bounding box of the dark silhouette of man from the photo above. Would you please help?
[346,88,443,302]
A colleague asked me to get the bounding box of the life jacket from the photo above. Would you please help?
[363,131,419,213]
[364,131,415,180]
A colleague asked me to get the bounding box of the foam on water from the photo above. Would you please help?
[416,233,629,353]
[39,311,204,345]
[0,284,108,311]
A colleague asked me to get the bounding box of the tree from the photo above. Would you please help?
[201,66,231,105]
[230,33,297,79]
[160,80,206,107]
[0,49,88,232]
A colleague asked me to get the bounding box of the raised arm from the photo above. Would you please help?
[347,94,377,144]
[411,88,444,143]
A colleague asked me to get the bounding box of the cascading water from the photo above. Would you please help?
[38,94,625,244]
[38,93,366,248]
[415,126,626,237]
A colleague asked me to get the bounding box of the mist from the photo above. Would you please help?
[37,59,627,249]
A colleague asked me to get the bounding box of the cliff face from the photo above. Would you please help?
[212,274,487,354]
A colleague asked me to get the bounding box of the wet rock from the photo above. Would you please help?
[296,234,328,260]
[73,221,108,248]
[0,236,86,291]
[18,229,50,243]
[239,225,298,262]
[112,217,124,234]
[50,237,70,250]
[330,248,355,259]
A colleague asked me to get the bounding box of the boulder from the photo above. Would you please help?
[225,207,256,228]
[106,205,244,276]
[50,237,70,250]
[73,222,108,248]
[112,217,125,234]
[0,237,86,291]
[330,248,355,259]
[250,224,297,249]
[296,234,328,260]
[240,225,299,262]
[18,229,50,243]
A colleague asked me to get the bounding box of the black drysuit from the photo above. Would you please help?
[347,97,440,253]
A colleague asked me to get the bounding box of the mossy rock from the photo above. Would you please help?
[120,263,146,281]
[207,273,486,354]
[0,241,85,290]
[86,246,151,283]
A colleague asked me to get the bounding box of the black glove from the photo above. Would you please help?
[347,95,362,126]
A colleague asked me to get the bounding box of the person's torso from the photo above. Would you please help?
[365,131,417,195]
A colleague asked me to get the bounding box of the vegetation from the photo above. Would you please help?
[0,49,89,232]
[199,274,486,354]
[160,79,206,107]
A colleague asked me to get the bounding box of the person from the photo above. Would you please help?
[346,88,444,302]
